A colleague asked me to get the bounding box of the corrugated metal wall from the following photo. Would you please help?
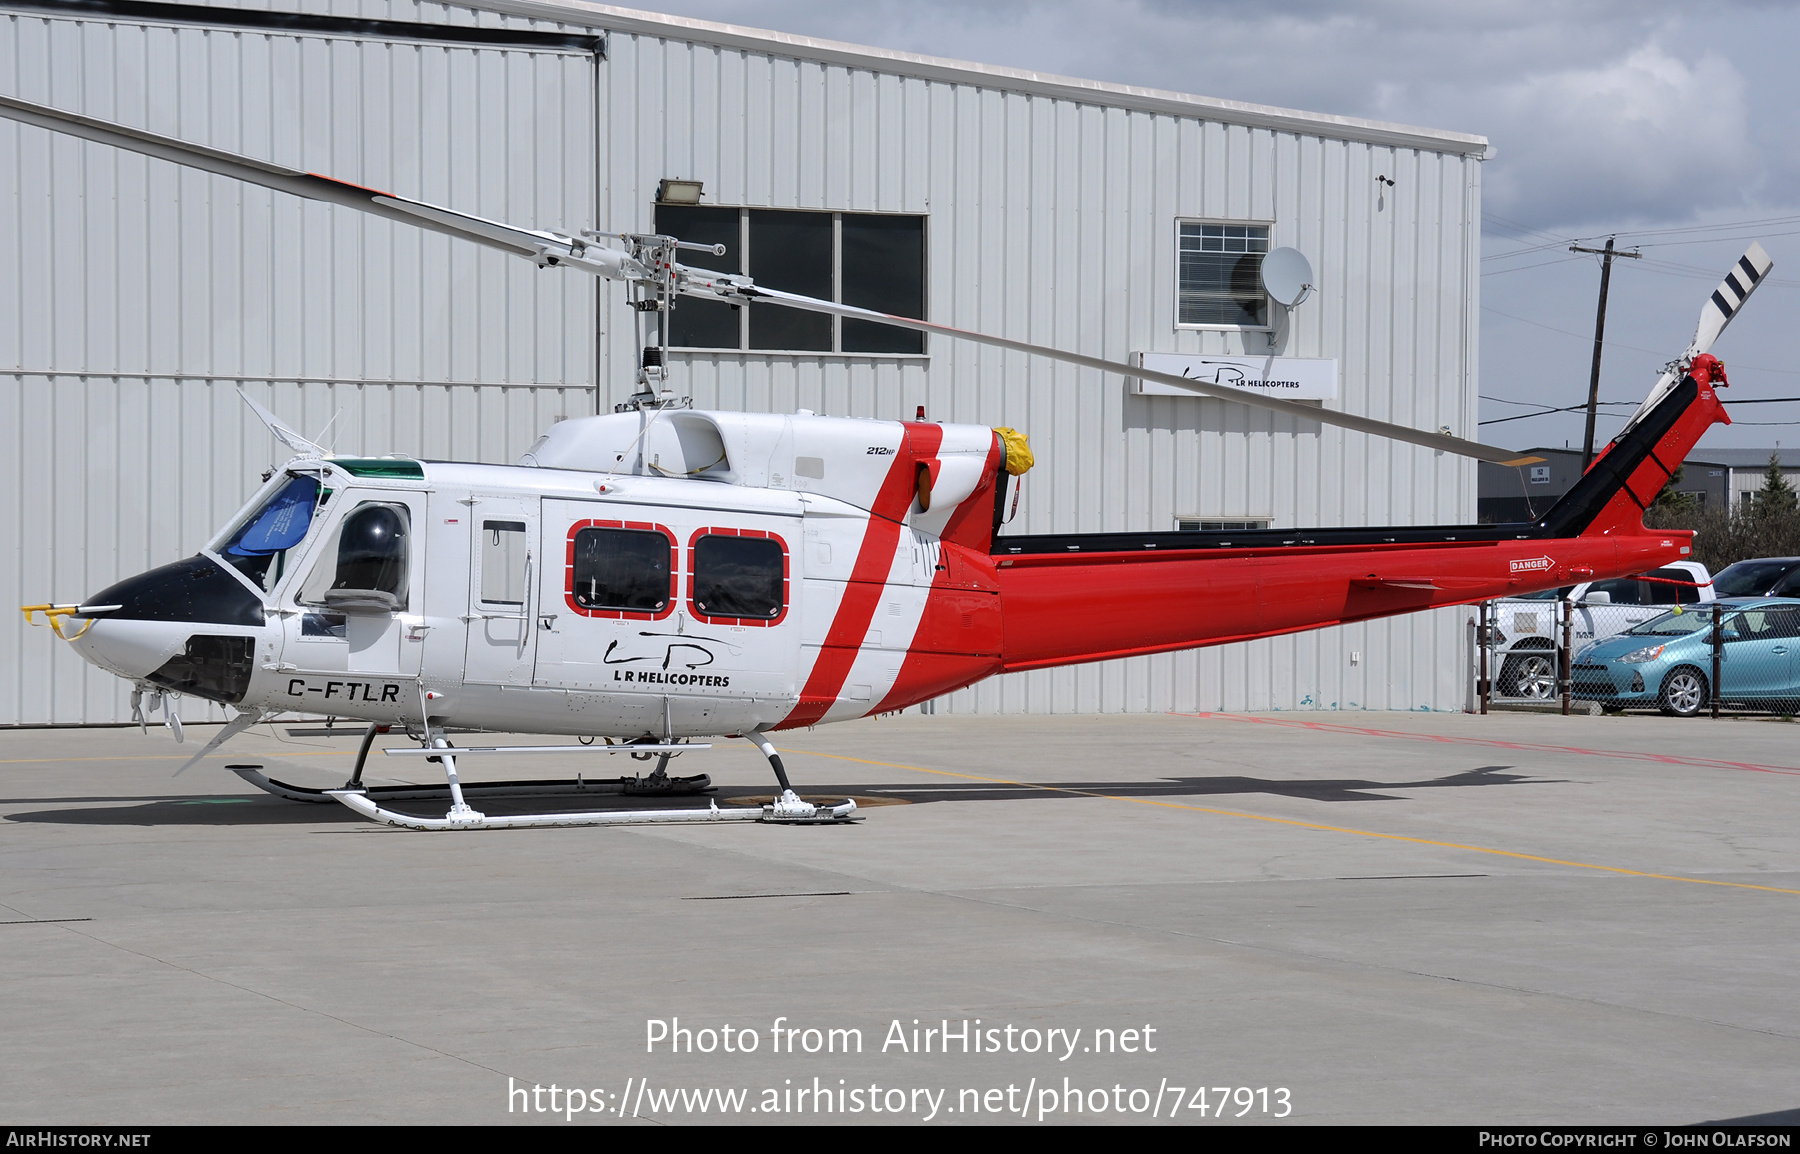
[596,28,1483,716]
[2,1,1481,723]
[0,6,596,724]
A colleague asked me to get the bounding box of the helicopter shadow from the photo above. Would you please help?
[1,765,1553,827]
[2,794,366,827]
[724,764,1554,806]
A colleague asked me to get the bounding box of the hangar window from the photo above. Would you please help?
[1176,518,1270,532]
[655,206,925,355]
[1177,222,1270,328]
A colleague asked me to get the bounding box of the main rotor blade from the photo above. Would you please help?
[0,93,571,260]
[707,283,1541,467]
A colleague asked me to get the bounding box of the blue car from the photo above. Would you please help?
[1571,597,1800,716]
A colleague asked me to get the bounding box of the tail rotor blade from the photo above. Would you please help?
[1623,242,1774,429]
[1691,241,1771,359]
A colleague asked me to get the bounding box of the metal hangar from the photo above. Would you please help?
[0,0,1489,724]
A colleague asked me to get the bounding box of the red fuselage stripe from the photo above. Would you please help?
[780,423,945,727]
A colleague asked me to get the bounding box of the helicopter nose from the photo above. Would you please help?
[64,555,265,702]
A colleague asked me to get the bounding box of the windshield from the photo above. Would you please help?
[215,474,330,591]
[1713,560,1800,597]
[1624,609,1714,637]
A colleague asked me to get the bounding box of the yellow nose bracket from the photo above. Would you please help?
[21,604,95,641]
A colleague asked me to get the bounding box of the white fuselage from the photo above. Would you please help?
[69,410,1008,739]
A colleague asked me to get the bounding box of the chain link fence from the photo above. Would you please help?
[1474,600,1800,716]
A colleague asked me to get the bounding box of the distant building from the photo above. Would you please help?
[1480,447,1800,522]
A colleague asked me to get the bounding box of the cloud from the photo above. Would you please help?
[1433,45,1754,225]
[628,1,1773,230]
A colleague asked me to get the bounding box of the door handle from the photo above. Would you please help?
[538,614,558,631]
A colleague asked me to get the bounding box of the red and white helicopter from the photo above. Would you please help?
[6,94,1771,830]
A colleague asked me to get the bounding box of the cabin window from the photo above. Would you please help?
[479,521,528,606]
[655,205,926,354]
[1177,221,1270,328]
[295,501,411,612]
[690,532,786,623]
[571,527,671,614]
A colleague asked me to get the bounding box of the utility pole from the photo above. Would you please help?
[1569,237,1641,469]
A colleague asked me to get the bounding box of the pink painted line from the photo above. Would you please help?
[1175,712,1800,777]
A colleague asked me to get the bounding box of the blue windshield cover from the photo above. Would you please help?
[225,475,321,556]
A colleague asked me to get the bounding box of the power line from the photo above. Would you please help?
[1479,305,1800,374]
[1635,228,1800,250]
[1478,395,1800,426]
[1481,395,1636,407]
[1479,403,1592,426]
[1481,256,1586,276]
[1609,212,1800,240]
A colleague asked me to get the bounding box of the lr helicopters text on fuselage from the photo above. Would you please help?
[3,92,1773,828]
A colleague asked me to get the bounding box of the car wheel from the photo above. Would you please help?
[1658,667,1708,718]
[1501,653,1557,700]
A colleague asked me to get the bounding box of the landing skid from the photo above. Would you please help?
[326,790,857,830]
[269,722,859,831]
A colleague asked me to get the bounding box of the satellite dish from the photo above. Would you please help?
[1261,247,1315,308]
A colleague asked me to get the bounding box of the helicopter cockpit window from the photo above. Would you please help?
[571,528,671,613]
[215,474,328,591]
[692,534,784,620]
[297,501,410,613]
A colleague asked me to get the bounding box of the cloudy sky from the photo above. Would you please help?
[621,0,1800,452]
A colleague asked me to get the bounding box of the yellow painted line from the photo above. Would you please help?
[786,748,1800,897]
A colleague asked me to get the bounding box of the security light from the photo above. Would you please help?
[657,179,704,205]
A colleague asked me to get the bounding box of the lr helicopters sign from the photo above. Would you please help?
[1132,352,1338,402]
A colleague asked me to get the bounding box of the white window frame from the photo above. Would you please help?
[1174,217,1274,332]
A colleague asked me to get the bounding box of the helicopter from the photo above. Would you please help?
[4,93,1772,831]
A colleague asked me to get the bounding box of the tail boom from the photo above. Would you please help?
[993,369,1727,673]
